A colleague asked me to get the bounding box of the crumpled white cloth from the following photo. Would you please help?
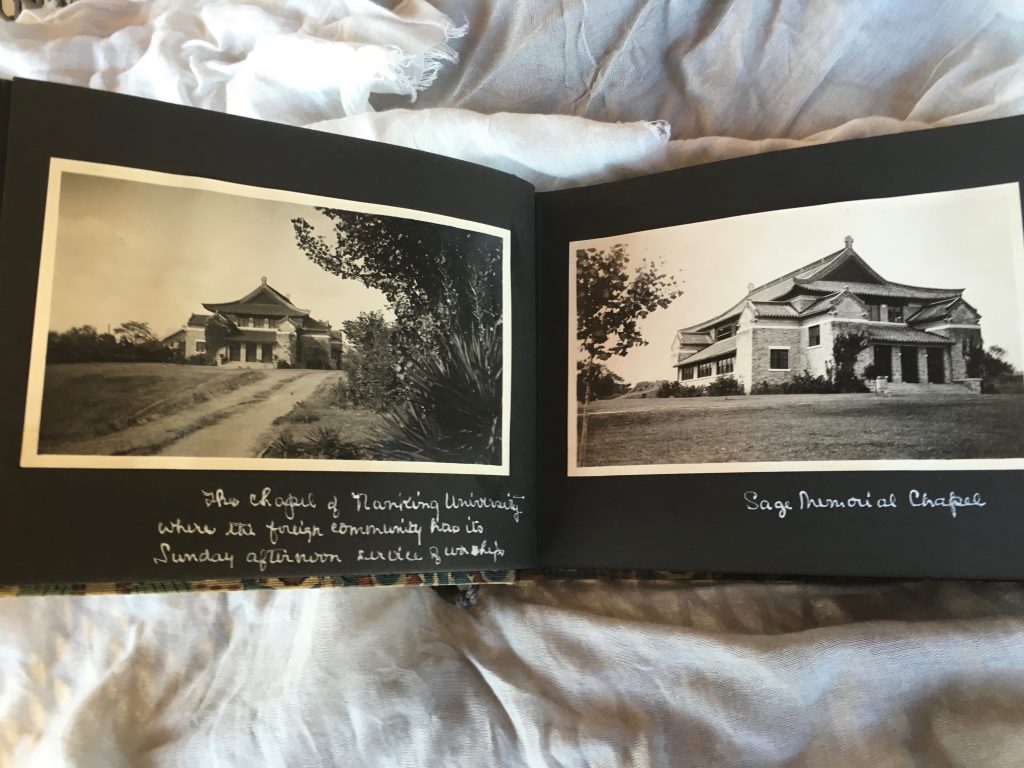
[0,0,465,120]
[3,1,1024,766]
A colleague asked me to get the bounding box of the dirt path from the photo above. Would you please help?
[160,371,337,458]
[51,371,285,456]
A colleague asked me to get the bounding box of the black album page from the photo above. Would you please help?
[537,116,1024,579]
[0,79,537,587]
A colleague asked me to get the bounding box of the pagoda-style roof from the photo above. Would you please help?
[675,336,737,367]
[202,278,310,318]
[863,326,952,345]
[675,331,713,346]
[784,279,961,301]
[678,237,964,333]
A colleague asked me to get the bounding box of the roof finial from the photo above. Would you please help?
[844,235,854,249]
[261,276,267,285]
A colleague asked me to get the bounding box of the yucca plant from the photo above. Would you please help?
[376,320,502,464]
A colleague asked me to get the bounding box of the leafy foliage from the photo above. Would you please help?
[338,312,403,411]
[48,323,175,364]
[577,244,681,364]
[375,321,502,465]
[576,361,629,401]
[656,376,743,398]
[292,209,501,359]
[705,376,744,396]
[832,331,870,393]
[264,427,374,460]
[657,381,705,398]
[966,343,1016,378]
[752,371,835,395]
[293,210,504,462]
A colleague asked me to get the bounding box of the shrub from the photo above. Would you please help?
[656,380,705,397]
[265,432,302,458]
[276,360,292,369]
[832,331,870,392]
[705,376,743,397]
[339,312,403,410]
[375,320,502,465]
[656,381,681,398]
[752,372,834,395]
[301,426,373,459]
[577,361,629,401]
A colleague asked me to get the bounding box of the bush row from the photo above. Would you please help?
[655,371,870,398]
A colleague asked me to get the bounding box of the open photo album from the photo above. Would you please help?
[2,79,1023,593]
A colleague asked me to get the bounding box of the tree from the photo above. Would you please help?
[293,209,505,463]
[576,244,681,464]
[576,361,629,402]
[114,320,157,346]
[967,343,1016,378]
[832,331,870,392]
[292,209,502,357]
[339,311,402,411]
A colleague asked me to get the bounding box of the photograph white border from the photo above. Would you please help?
[567,183,1024,477]
[22,158,512,476]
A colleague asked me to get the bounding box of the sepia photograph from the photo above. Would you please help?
[570,184,1024,475]
[21,160,510,474]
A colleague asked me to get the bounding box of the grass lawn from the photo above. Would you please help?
[577,393,1024,466]
[260,374,387,457]
[39,362,267,450]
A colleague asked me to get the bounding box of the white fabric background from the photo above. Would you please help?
[2,1,1024,765]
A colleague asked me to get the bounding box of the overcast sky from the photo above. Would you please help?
[49,173,392,339]
[573,183,1024,385]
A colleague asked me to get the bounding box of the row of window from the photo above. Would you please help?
[236,316,270,328]
[866,303,905,323]
[680,349,792,378]
[681,355,735,379]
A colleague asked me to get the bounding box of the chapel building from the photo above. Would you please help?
[163,278,343,368]
[672,237,983,393]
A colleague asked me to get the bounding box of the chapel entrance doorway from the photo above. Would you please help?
[873,345,892,382]
[900,346,919,383]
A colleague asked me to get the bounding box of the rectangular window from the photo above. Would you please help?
[717,356,734,374]
[808,325,820,347]
[262,343,274,361]
[245,342,257,361]
[769,348,789,370]
[195,341,206,353]
[716,325,733,341]
[697,362,713,378]
[229,343,240,362]
[254,317,266,328]
[682,365,695,380]
[888,305,904,323]
[868,304,881,322]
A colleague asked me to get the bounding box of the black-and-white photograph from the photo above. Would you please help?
[570,184,1024,475]
[22,160,510,474]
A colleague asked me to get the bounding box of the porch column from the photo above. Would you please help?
[917,347,928,384]
[891,347,902,383]
[240,343,248,363]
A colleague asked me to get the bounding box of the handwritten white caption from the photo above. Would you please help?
[744,489,987,519]
[152,488,526,572]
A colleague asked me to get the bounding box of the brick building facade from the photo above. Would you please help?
[163,278,342,369]
[672,237,983,393]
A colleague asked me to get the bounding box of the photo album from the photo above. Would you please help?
[2,79,1023,594]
